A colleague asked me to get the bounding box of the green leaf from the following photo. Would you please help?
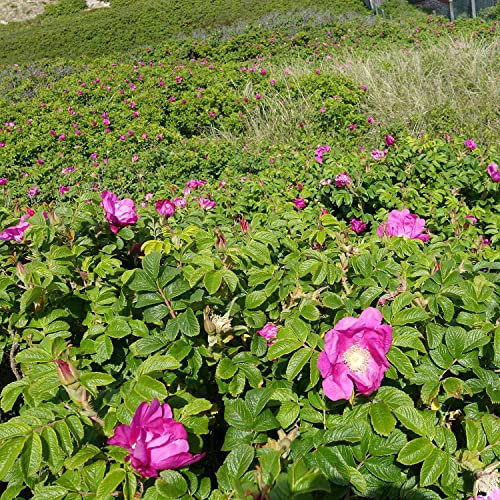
[397,437,434,465]
[420,448,447,486]
[20,432,42,479]
[387,346,415,378]
[221,269,239,292]
[392,308,429,326]
[156,470,188,498]
[442,377,469,399]
[226,444,255,479]
[80,372,115,393]
[143,304,170,323]
[96,468,126,498]
[178,308,200,337]
[136,355,181,376]
[216,357,238,380]
[181,399,212,417]
[204,269,223,295]
[276,401,300,429]
[393,407,429,437]
[64,445,101,470]
[0,436,25,481]
[300,303,320,321]
[245,290,267,310]
[106,317,131,338]
[134,375,168,400]
[286,349,312,381]
[0,422,32,440]
[258,449,281,485]
[15,347,52,364]
[225,399,254,430]
[129,269,157,292]
[370,402,396,436]
[322,293,343,309]
[142,252,161,280]
[244,240,271,265]
[32,486,68,500]
[437,296,454,322]
[267,339,303,360]
[445,326,467,359]
[363,456,403,483]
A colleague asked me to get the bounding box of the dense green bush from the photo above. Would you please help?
[43,0,87,17]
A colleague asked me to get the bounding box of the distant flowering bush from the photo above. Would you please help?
[101,190,139,233]
[378,208,430,242]
[318,308,392,401]
[108,399,204,477]
[0,215,30,242]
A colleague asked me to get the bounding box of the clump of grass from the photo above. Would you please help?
[339,37,500,144]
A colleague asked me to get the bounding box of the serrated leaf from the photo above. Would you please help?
[370,402,396,436]
[286,349,312,381]
[156,470,188,498]
[445,326,467,358]
[393,407,428,437]
[276,401,300,429]
[134,375,168,400]
[0,422,32,441]
[420,448,447,486]
[96,468,126,498]
[15,347,52,364]
[143,304,170,323]
[225,399,253,430]
[226,444,255,479]
[216,357,238,380]
[20,432,42,479]
[178,308,200,337]
[0,436,25,481]
[387,346,415,377]
[397,437,433,465]
[267,339,302,360]
[181,399,212,417]
[64,445,101,470]
[222,269,239,292]
[106,317,131,338]
[32,486,68,500]
[136,355,181,376]
[245,290,267,310]
[204,269,223,295]
[392,308,429,326]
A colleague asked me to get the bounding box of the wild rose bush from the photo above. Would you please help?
[0,7,499,500]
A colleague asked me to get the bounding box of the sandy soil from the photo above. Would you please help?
[0,0,109,25]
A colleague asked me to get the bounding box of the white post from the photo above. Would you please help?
[471,0,477,17]
[449,0,455,21]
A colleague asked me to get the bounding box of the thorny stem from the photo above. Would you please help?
[357,453,371,470]
[9,332,22,381]
[157,283,176,319]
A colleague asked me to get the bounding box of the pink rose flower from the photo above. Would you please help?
[292,198,306,210]
[350,218,367,234]
[156,199,175,217]
[173,197,187,208]
[377,208,430,242]
[487,162,500,182]
[0,215,30,243]
[258,323,279,346]
[0,177,7,185]
[317,307,392,401]
[370,149,388,161]
[385,134,396,146]
[186,179,207,189]
[101,190,139,233]
[335,172,351,187]
[314,145,330,164]
[59,185,70,195]
[465,215,477,225]
[464,139,477,151]
[108,399,204,478]
[199,197,216,210]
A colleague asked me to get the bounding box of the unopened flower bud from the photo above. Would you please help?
[203,306,216,335]
[55,359,79,385]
